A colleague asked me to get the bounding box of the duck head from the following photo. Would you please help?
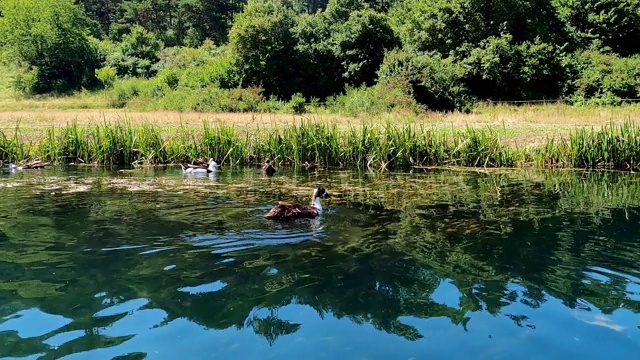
[313,187,330,199]
[311,187,330,211]
[208,158,220,171]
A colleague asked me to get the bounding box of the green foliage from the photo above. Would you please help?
[0,0,99,93]
[154,40,222,71]
[553,0,640,56]
[332,9,400,87]
[378,50,473,111]
[101,25,164,78]
[12,68,40,96]
[107,77,144,107]
[3,0,640,110]
[565,50,640,105]
[179,50,240,90]
[389,0,566,54]
[287,93,307,114]
[293,13,344,99]
[95,66,118,88]
[229,0,299,98]
[460,35,567,100]
[325,84,424,115]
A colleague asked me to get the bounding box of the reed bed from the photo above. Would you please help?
[1,120,639,171]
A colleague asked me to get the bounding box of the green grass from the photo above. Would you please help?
[2,119,640,171]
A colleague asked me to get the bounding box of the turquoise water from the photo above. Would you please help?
[0,166,639,359]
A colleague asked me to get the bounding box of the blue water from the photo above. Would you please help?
[0,166,639,359]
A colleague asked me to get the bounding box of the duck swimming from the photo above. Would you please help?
[262,160,276,176]
[265,187,330,220]
[181,158,219,175]
[7,160,49,171]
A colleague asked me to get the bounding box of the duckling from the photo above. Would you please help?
[262,160,276,177]
[303,161,324,171]
[181,158,219,175]
[265,187,331,220]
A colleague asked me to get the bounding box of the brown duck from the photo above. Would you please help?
[261,160,276,176]
[265,188,331,220]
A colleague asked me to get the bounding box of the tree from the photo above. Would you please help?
[331,9,400,87]
[389,0,567,55]
[229,0,299,98]
[0,0,100,93]
[553,0,640,56]
[378,49,472,111]
[460,35,567,101]
[101,24,164,77]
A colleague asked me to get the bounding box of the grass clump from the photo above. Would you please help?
[1,119,640,172]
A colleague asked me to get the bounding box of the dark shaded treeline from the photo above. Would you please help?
[0,169,639,358]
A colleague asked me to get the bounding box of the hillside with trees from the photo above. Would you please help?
[1,0,639,112]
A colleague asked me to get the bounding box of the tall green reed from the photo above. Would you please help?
[2,119,640,171]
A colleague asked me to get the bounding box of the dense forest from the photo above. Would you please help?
[0,0,639,112]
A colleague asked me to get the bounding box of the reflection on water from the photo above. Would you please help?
[0,166,640,359]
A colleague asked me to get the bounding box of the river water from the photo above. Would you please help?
[0,166,639,359]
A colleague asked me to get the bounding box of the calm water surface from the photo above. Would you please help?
[0,165,639,359]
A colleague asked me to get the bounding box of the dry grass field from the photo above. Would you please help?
[0,103,639,146]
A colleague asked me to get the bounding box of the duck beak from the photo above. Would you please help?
[323,192,331,198]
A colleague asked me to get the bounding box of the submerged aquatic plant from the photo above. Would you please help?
[1,119,640,171]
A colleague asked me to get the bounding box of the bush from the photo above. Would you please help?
[325,84,424,115]
[95,66,117,88]
[287,92,307,114]
[331,9,400,87]
[378,50,473,112]
[0,0,99,94]
[160,69,180,90]
[102,25,164,78]
[107,78,144,107]
[565,50,640,105]
[460,34,566,101]
[179,51,239,90]
[154,40,221,71]
[228,0,298,98]
[12,68,39,96]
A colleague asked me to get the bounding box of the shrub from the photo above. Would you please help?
[287,92,307,114]
[460,34,566,101]
[325,84,424,115]
[102,25,164,78]
[154,40,221,71]
[159,69,180,90]
[179,51,239,90]
[564,50,640,105]
[107,78,143,107]
[378,49,473,112]
[95,66,117,88]
[0,0,99,94]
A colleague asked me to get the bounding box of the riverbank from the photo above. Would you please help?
[1,117,639,171]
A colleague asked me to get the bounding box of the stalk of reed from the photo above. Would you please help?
[1,120,639,171]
